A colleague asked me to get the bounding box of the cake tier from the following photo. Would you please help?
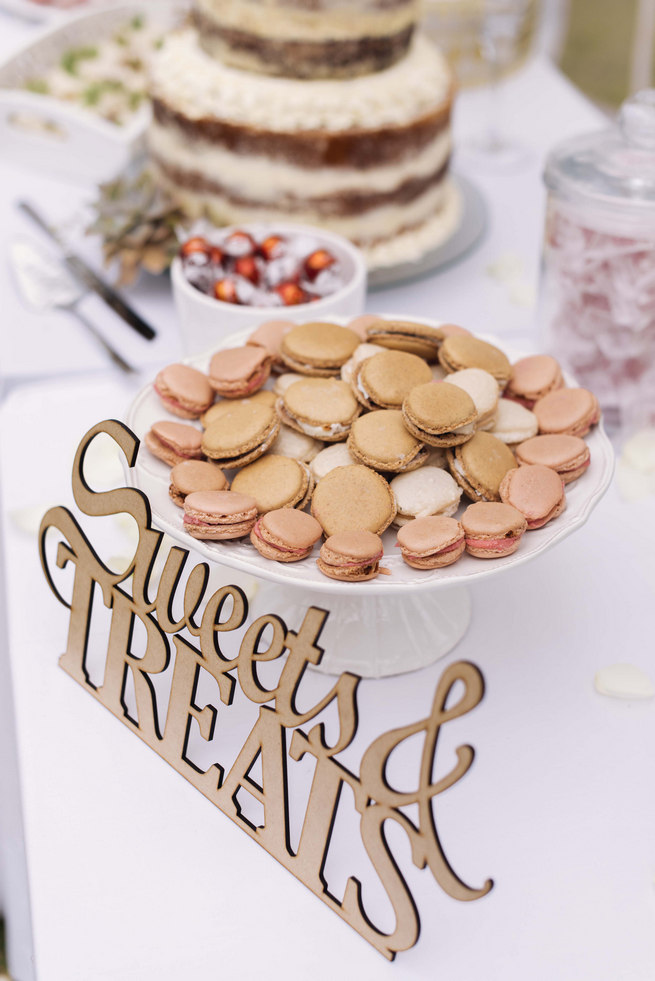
[148,29,457,259]
[193,0,419,78]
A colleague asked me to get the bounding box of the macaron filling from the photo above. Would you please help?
[355,373,373,405]
[399,536,464,560]
[318,552,384,578]
[464,535,521,552]
[281,404,352,439]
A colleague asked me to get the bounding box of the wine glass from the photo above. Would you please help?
[467,0,537,167]
[424,0,539,169]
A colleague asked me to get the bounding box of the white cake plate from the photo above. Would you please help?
[123,321,614,677]
[367,174,487,289]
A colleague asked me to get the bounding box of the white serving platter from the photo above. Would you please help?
[123,320,614,598]
[122,316,614,675]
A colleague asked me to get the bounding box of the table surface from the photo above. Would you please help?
[1,12,655,981]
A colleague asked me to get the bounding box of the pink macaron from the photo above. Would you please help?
[515,434,590,484]
[317,530,385,581]
[183,490,258,540]
[533,387,600,438]
[250,508,323,562]
[208,346,272,398]
[461,502,528,558]
[504,355,564,408]
[169,459,229,507]
[153,363,215,419]
[246,319,295,368]
[499,464,566,529]
[145,421,203,466]
[396,515,465,569]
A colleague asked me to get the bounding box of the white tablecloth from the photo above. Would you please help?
[1,12,655,981]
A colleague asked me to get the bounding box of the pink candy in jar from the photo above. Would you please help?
[540,90,655,430]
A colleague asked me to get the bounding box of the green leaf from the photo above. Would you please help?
[25,78,49,94]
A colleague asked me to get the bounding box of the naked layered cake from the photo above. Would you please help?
[148,0,459,266]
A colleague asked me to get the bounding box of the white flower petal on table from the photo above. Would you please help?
[594,663,655,700]
[616,458,655,502]
[8,505,49,536]
[622,428,655,474]
[486,251,525,282]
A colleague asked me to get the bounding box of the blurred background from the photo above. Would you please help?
[423,0,655,108]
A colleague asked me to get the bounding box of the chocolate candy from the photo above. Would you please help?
[179,228,345,306]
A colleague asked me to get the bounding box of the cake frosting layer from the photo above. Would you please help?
[148,121,452,195]
[194,0,418,77]
[154,164,451,243]
[149,30,453,132]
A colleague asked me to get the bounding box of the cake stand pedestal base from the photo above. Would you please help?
[251,584,473,678]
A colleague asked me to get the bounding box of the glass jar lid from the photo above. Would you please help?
[544,89,655,210]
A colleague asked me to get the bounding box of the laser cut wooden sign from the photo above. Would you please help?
[39,419,493,961]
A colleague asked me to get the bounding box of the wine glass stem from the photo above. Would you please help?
[485,35,504,151]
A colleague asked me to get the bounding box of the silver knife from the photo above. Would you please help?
[18,199,157,341]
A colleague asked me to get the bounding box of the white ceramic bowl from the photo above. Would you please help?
[0,2,182,183]
[171,223,368,354]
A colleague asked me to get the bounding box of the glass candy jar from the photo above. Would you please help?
[540,90,655,430]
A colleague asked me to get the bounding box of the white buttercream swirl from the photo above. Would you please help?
[150,29,453,132]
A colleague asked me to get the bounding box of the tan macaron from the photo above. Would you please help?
[515,434,590,484]
[364,319,444,362]
[505,354,564,407]
[396,515,465,569]
[201,390,276,428]
[347,410,428,473]
[145,421,203,467]
[169,459,229,507]
[402,382,477,447]
[499,464,566,529]
[231,454,313,512]
[278,377,361,442]
[351,349,432,410]
[317,530,385,582]
[311,464,396,536]
[280,322,360,376]
[250,509,323,562]
[533,388,600,438]
[446,431,517,502]
[201,401,279,468]
[438,335,512,389]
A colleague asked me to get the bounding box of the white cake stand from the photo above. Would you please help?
[124,323,614,677]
